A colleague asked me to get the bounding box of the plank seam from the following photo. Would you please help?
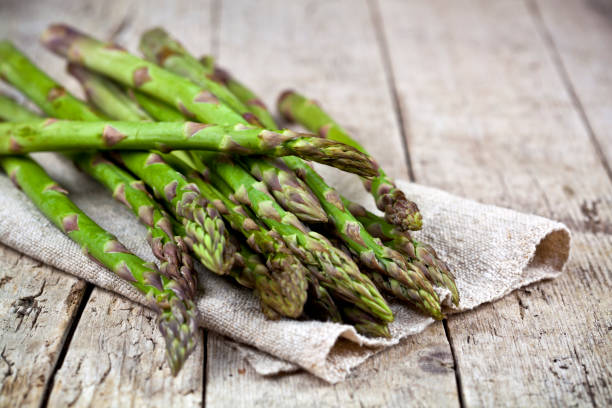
[39,283,93,408]
[443,320,466,408]
[367,0,416,181]
[526,0,612,182]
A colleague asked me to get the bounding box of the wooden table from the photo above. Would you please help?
[1,0,610,406]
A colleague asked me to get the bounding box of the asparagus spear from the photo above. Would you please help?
[198,152,394,323]
[127,89,185,122]
[0,40,103,120]
[162,152,309,319]
[278,90,423,231]
[199,55,278,130]
[73,152,197,297]
[282,157,443,319]
[0,120,377,176]
[67,62,152,121]
[138,28,262,126]
[0,94,41,121]
[344,198,459,305]
[0,155,197,374]
[341,305,391,338]
[41,24,251,126]
[0,44,227,281]
[116,151,234,275]
[239,157,328,223]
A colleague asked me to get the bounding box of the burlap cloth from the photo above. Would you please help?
[0,153,571,383]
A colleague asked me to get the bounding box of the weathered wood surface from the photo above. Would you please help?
[0,245,87,407]
[377,0,612,406]
[0,0,610,407]
[47,290,205,407]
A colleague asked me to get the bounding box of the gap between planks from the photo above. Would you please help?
[525,0,612,182]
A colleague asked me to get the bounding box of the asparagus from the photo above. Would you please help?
[304,274,343,323]
[344,198,459,305]
[239,157,327,223]
[278,90,423,231]
[138,28,262,126]
[199,55,278,130]
[0,45,223,284]
[67,63,151,121]
[0,120,378,176]
[282,157,443,319]
[198,152,394,323]
[73,152,197,297]
[341,305,391,338]
[117,151,234,275]
[0,41,103,120]
[0,94,40,121]
[127,89,185,121]
[41,24,249,126]
[164,151,308,318]
[0,155,197,374]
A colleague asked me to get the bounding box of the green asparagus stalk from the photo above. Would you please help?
[304,274,343,323]
[199,55,278,130]
[198,152,394,323]
[0,119,378,176]
[0,44,224,285]
[72,152,197,297]
[127,89,185,121]
[163,151,308,318]
[41,24,251,126]
[116,151,234,275]
[344,198,459,305]
[278,90,423,231]
[67,63,151,121]
[138,28,263,126]
[282,157,442,319]
[0,41,103,121]
[0,94,41,121]
[239,157,328,223]
[341,305,391,338]
[0,155,197,374]
[63,63,234,278]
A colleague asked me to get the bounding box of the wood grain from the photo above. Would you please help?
[0,244,86,407]
[204,1,459,406]
[47,289,204,407]
[532,0,612,176]
[206,325,458,408]
[377,0,612,405]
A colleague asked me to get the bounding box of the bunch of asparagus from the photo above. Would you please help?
[0,24,458,374]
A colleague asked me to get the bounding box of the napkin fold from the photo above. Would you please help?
[0,153,571,383]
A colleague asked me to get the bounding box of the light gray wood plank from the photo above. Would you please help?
[47,289,204,408]
[206,0,459,406]
[0,244,87,407]
[531,0,612,186]
[206,323,457,408]
[377,0,612,406]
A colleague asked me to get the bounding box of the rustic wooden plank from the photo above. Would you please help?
[205,0,460,406]
[531,0,612,177]
[47,289,205,407]
[0,244,87,407]
[206,324,457,408]
[377,0,612,406]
